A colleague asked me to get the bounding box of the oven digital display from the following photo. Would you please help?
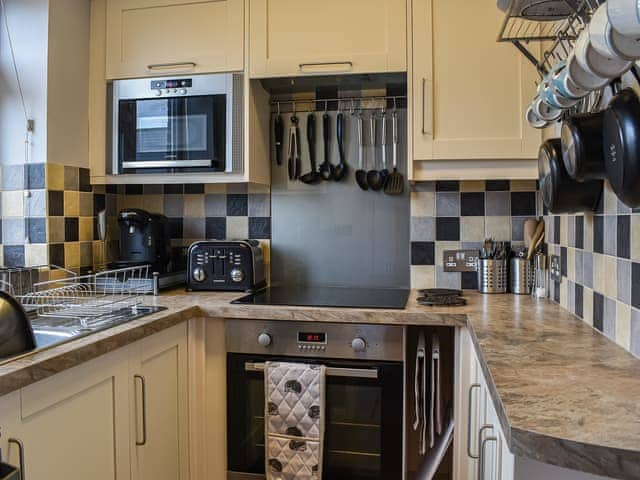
[298,332,326,343]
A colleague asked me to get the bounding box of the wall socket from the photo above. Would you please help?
[443,250,479,272]
[550,255,561,282]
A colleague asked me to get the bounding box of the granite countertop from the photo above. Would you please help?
[1,289,639,478]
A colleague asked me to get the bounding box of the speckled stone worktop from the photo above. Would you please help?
[1,289,639,478]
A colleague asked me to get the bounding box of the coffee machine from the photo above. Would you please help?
[114,209,171,274]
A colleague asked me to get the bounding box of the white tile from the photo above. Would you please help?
[411,191,435,217]
[411,265,435,289]
[226,217,248,239]
[583,287,594,326]
[2,191,24,217]
[616,302,631,351]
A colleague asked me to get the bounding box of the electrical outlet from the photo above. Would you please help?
[550,255,561,282]
[443,250,479,272]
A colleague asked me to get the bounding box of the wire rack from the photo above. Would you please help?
[19,265,152,322]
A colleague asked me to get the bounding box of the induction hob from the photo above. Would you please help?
[231,286,410,309]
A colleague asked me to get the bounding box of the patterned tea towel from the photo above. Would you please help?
[265,362,326,480]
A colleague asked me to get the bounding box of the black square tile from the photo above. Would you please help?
[411,241,435,265]
[93,194,106,215]
[553,280,560,303]
[79,168,91,192]
[593,215,604,253]
[561,246,567,277]
[510,192,537,216]
[617,215,631,259]
[227,194,248,216]
[485,180,510,191]
[436,217,460,241]
[168,218,183,239]
[205,217,226,239]
[64,217,79,242]
[28,218,46,244]
[164,184,183,194]
[435,181,459,192]
[248,217,271,239]
[632,262,640,309]
[3,245,24,267]
[125,184,143,195]
[593,291,604,332]
[184,184,205,194]
[575,215,584,250]
[27,163,45,189]
[460,192,485,216]
[106,185,118,194]
[461,272,478,290]
[48,191,64,216]
[49,243,64,267]
[554,216,560,244]
[575,283,583,318]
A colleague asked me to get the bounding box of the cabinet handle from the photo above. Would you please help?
[8,438,25,479]
[298,61,353,73]
[421,78,431,135]
[134,374,148,446]
[146,62,196,72]
[478,435,498,480]
[467,383,481,459]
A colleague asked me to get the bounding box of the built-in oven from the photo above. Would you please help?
[226,319,405,480]
[111,73,243,175]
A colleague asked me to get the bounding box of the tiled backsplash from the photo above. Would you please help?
[410,179,539,290]
[545,180,640,356]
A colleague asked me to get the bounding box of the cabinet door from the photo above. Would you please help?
[412,0,539,161]
[249,0,406,78]
[130,323,189,480]
[0,391,22,473]
[106,0,244,79]
[18,349,131,480]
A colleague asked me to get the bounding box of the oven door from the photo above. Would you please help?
[227,353,403,480]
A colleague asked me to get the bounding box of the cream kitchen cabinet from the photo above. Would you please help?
[105,0,244,80]
[409,0,540,181]
[249,0,406,78]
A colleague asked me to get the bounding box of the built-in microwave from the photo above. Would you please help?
[111,73,243,175]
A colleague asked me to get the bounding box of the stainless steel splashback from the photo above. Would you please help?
[270,109,410,289]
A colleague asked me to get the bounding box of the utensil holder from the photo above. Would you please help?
[477,259,508,294]
[510,257,534,295]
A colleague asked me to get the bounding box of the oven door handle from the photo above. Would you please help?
[244,362,379,379]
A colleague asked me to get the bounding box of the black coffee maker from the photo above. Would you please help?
[113,209,171,274]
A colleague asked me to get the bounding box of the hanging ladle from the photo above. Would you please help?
[366,113,385,190]
[333,112,348,181]
[300,113,322,184]
[355,112,369,190]
[319,109,335,181]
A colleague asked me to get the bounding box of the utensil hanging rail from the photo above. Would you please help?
[270,95,407,113]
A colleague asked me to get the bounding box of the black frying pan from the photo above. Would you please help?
[0,290,35,360]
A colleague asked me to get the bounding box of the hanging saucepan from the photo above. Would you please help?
[603,86,640,207]
[538,138,603,214]
[560,111,607,182]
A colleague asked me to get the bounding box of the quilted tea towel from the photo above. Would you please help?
[265,362,326,480]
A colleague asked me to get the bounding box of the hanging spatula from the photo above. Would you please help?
[384,110,404,195]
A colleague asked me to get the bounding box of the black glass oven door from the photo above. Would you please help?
[118,94,226,172]
[227,353,403,480]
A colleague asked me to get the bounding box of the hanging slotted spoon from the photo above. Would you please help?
[384,110,404,195]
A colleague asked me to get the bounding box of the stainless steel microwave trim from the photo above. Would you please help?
[111,72,243,175]
[121,160,212,169]
[244,362,379,379]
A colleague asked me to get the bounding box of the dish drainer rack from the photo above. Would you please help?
[19,265,154,322]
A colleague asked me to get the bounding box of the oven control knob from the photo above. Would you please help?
[230,268,245,283]
[153,89,162,96]
[258,333,272,347]
[192,267,206,283]
[179,88,188,95]
[351,337,366,352]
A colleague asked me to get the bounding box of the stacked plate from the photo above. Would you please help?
[528,0,640,128]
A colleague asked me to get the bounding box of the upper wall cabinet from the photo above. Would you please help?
[410,0,540,180]
[249,0,406,78]
[105,0,244,80]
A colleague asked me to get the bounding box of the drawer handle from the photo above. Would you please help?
[478,434,497,480]
[134,374,148,446]
[298,61,353,73]
[421,78,432,135]
[8,438,25,479]
[146,62,196,72]
[467,383,481,459]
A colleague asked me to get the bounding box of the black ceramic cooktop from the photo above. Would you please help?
[232,286,410,309]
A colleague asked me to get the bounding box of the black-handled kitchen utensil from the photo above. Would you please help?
[287,115,301,180]
[300,113,321,184]
[366,114,385,191]
[379,110,390,188]
[384,111,404,195]
[319,113,335,181]
[355,113,369,190]
[333,112,348,181]
[274,114,284,166]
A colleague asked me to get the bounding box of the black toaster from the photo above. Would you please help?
[186,240,266,292]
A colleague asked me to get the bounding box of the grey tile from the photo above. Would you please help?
[604,215,617,256]
[567,280,575,314]
[435,192,460,217]
[412,181,435,192]
[25,189,46,217]
[2,218,25,245]
[604,296,617,341]
[64,166,79,191]
[143,184,163,195]
[248,194,270,217]
[164,195,184,217]
[411,217,435,242]
[106,195,118,216]
[205,194,226,217]
[568,216,575,247]
[575,249,584,285]
[618,259,632,305]
[183,217,205,239]
[435,266,461,289]
[2,164,24,191]
[511,216,535,242]
[227,183,248,194]
[631,308,640,357]
[27,164,45,189]
[485,192,510,216]
[461,241,482,250]
[583,252,594,289]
